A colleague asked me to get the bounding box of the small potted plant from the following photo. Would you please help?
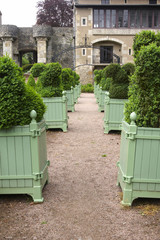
[0,56,49,202]
[37,62,68,132]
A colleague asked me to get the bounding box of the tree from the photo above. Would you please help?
[36,0,73,27]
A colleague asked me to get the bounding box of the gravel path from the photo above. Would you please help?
[0,93,160,240]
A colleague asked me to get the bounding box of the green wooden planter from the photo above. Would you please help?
[74,85,79,104]
[98,88,107,112]
[104,92,128,133]
[78,83,81,97]
[66,87,75,112]
[43,91,68,132]
[0,110,49,203]
[96,85,100,103]
[94,82,98,97]
[117,112,160,206]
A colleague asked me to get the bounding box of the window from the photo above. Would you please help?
[82,48,86,56]
[101,0,110,4]
[100,46,113,63]
[129,49,132,55]
[93,8,160,29]
[149,0,157,4]
[81,17,87,26]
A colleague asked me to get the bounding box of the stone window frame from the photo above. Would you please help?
[81,17,87,26]
[129,48,132,55]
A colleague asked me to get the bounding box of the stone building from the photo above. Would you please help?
[0,16,74,68]
[73,0,160,84]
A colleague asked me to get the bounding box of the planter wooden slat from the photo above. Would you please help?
[117,113,160,206]
[0,112,49,202]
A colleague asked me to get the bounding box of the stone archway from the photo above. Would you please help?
[19,50,37,67]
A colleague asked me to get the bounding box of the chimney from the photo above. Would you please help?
[0,11,2,25]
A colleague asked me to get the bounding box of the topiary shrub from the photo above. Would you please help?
[61,68,74,90]
[133,30,156,59]
[37,62,63,97]
[0,56,46,129]
[27,73,36,89]
[81,84,94,93]
[30,63,46,77]
[72,71,80,86]
[104,64,121,80]
[124,42,160,128]
[104,64,129,99]
[22,64,33,73]
[100,77,111,91]
[122,63,135,76]
[94,69,102,85]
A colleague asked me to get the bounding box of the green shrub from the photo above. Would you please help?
[133,30,156,59]
[109,81,129,99]
[36,77,42,92]
[73,71,80,85]
[100,77,111,91]
[122,63,135,76]
[30,63,46,77]
[37,62,63,97]
[103,64,129,99]
[0,56,46,129]
[39,62,62,88]
[81,84,94,93]
[27,73,36,89]
[22,64,33,73]
[40,86,63,97]
[19,86,46,125]
[124,42,160,127]
[61,68,73,90]
[104,64,121,80]
[94,69,102,85]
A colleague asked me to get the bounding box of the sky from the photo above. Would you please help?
[0,0,39,27]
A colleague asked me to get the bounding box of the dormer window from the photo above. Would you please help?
[101,0,110,4]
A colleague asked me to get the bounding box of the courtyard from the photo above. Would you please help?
[0,93,160,240]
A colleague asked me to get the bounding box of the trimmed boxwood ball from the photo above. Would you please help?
[125,42,160,128]
[27,73,36,89]
[30,63,46,77]
[0,56,46,129]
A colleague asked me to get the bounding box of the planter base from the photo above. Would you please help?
[47,122,68,132]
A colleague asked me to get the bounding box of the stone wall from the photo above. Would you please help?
[0,25,74,69]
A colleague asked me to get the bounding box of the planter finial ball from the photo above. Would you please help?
[130,112,137,125]
[30,110,37,120]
